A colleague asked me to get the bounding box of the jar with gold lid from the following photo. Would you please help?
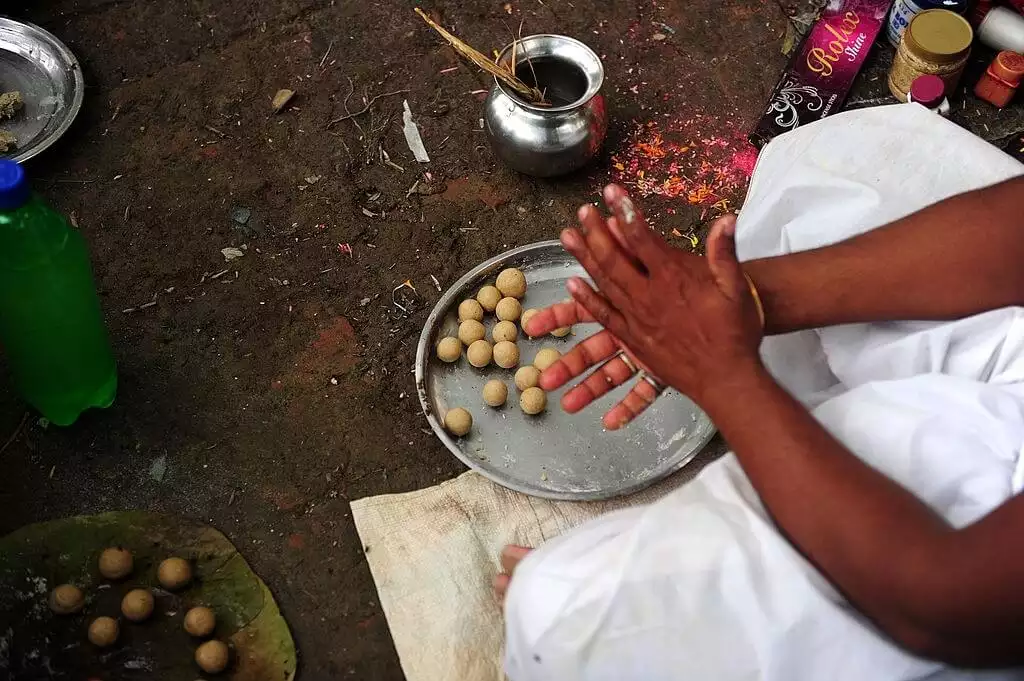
[888,9,974,102]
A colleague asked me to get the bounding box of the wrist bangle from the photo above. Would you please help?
[742,272,766,330]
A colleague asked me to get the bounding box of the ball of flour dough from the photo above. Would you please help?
[520,387,548,415]
[551,326,572,338]
[458,299,484,322]
[49,584,85,615]
[458,320,486,346]
[444,407,473,436]
[514,366,541,391]
[482,380,508,407]
[436,336,462,363]
[476,285,502,312]
[98,547,133,580]
[467,340,493,368]
[88,616,119,647]
[493,341,520,369]
[496,268,527,299]
[184,606,217,638]
[158,557,193,590]
[491,320,518,343]
[520,308,540,337]
[495,297,522,322]
[533,348,561,371]
[195,640,231,675]
[121,589,155,622]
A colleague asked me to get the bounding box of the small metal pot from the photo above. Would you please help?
[484,34,606,177]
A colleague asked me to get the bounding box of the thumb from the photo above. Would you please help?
[705,215,744,300]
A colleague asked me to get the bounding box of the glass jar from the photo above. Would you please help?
[888,9,973,102]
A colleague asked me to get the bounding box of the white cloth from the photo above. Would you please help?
[503,105,1024,681]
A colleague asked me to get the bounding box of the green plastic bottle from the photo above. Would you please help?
[0,160,116,425]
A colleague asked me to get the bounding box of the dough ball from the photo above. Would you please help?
[467,340,493,368]
[495,297,522,322]
[496,268,527,299]
[88,616,119,647]
[551,326,572,338]
[444,407,473,436]
[98,547,133,580]
[476,285,502,312]
[520,387,548,415]
[158,557,193,590]
[121,589,155,622]
[457,299,484,322]
[436,336,462,363]
[195,640,231,675]
[533,347,561,371]
[458,320,486,346]
[520,308,540,337]
[491,320,518,343]
[493,341,520,369]
[49,584,85,615]
[482,380,508,407]
[184,606,217,638]
[514,366,541,391]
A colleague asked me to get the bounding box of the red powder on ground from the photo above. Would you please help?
[609,114,759,210]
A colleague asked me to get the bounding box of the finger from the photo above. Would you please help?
[560,355,638,414]
[538,328,620,391]
[603,184,663,263]
[566,277,632,341]
[500,545,532,574]
[706,214,744,300]
[561,227,633,310]
[577,204,648,292]
[607,217,648,274]
[602,379,661,430]
[524,299,594,338]
[493,573,511,602]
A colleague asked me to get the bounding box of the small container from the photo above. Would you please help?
[887,0,969,47]
[484,34,606,177]
[974,50,1024,108]
[907,74,951,114]
[977,6,1024,53]
[888,9,973,102]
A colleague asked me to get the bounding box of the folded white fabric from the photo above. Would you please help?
[504,105,1024,681]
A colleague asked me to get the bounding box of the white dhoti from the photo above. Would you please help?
[503,105,1024,681]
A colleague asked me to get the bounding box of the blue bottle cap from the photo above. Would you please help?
[0,160,29,210]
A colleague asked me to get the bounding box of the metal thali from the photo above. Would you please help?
[0,18,84,163]
[415,240,716,501]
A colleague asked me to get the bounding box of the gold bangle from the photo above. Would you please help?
[743,272,766,330]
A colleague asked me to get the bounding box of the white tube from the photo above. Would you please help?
[977,6,1024,53]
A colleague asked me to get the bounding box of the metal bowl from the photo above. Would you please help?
[0,18,84,163]
[415,241,716,501]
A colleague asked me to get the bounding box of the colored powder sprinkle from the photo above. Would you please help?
[610,114,759,209]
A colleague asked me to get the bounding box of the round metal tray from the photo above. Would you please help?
[0,18,84,163]
[415,241,716,501]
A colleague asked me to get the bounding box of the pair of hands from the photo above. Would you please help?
[522,184,766,429]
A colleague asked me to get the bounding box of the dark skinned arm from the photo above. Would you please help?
[527,178,1024,667]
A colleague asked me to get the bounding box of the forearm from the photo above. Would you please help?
[701,368,1024,665]
[744,177,1024,335]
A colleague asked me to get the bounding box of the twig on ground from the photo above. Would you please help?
[328,88,409,126]
[319,39,335,69]
[0,412,28,457]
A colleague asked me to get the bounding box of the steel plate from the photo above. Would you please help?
[0,18,84,163]
[415,241,716,501]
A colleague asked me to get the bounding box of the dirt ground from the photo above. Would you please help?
[1,0,1022,678]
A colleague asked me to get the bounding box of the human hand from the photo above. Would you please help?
[528,184,765,428]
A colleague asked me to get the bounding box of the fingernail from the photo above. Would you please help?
[567,278,580,293]
[618,196,638,225]
[561,229,577,247]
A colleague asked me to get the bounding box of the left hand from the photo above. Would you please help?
[533,184,765,423]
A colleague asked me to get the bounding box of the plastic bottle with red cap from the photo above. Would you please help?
[0,160,116,425]
[907,74,951,115]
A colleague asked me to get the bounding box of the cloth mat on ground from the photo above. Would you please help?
[351,444,725,681]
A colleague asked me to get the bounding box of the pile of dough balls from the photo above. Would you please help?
[47,547,233,675]
[436,266,575,436]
